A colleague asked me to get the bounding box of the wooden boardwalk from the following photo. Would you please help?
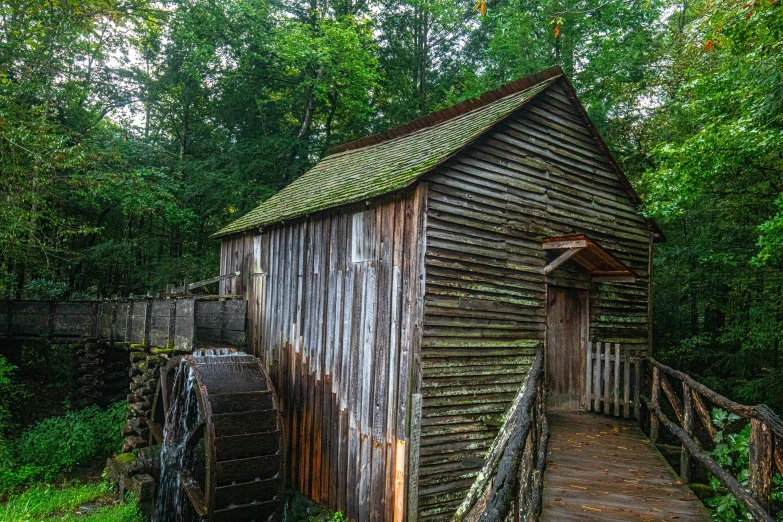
[540,411,711,521]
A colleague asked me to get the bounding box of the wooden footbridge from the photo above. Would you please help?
[456,344,783,522]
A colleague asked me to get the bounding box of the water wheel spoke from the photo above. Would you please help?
[185,421,205,450]
[180,470,208,518]
[147,419,164,444]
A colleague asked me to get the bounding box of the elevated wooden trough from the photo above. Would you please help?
[0,297,247,350]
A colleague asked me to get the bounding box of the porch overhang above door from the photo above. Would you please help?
[543,235,638,282]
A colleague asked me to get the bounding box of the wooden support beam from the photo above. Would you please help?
[692,390,717,441]
[650,366,660,444]
[170,272,240,294]
[542,239,588,250]
[659,373,685,427]
[543,247,584,274]
[749,419,773,512]
[529,413,550,521]
[680,384,693,484]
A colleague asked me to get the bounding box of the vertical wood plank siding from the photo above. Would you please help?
[416,81,652,520]
[218,186,427,521]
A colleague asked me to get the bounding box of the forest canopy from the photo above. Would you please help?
[0,0,781,407]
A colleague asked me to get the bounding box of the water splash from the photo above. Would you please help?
[154,348,246,521]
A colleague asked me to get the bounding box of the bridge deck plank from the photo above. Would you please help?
[541,411,711,521]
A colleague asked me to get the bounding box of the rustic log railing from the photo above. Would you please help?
[642,357,783,522]
[453,344,548,522]
[585,341,643,418]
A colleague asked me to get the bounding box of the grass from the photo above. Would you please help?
[0,481,143,522]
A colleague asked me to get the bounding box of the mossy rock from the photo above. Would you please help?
[151,347,178,355]
[115,452,137,465]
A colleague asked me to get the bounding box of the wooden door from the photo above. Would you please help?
[546,287,588,410]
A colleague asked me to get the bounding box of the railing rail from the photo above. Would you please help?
[454,344,549,522]
[643,356,783,522]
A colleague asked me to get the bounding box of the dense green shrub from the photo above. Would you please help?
[0,402,125,495]
[0,356,31,435]
[16,402,125,472]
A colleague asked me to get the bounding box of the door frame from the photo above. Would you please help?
[545,284,590,410]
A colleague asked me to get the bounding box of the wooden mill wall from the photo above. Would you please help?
[219,186,427,522]
[414,78,653,520]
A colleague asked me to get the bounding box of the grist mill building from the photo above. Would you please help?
[213,65,663,522]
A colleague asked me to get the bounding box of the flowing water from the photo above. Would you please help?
[154,348,244,521]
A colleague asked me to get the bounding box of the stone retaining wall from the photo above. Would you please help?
[122,346,165,453]
[72,341,130,408]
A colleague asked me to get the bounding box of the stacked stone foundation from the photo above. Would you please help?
[122,345,165,453]
[72,341,130,408]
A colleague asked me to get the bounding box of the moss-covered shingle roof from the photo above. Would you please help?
[214,69,562,238]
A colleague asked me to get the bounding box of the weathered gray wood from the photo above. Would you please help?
[603,342,610,414]
[693,390,717,440]
[148,299,172,347]
[593,342,601,412]
[130,300,149,345]
[543,247,584,274]
[174,298,195,351]
[633,347,641,419]
[171,272,240,294]
[623,345,630,418]
[613,343,620,416]
[748,418,773,512]
[650,365,660,444]
[660,372,685,427]
[681,384,693,484]
[585,342,592,413]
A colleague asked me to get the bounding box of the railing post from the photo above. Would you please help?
[748,419,773,512]
[680,384,693,483]
[650,365,660,444]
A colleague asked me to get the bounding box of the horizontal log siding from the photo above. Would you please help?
[219,186,427,522]
[417,81,652,520]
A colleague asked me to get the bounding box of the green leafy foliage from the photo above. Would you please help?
[705,409,783,521]
[0,356,31,436]
[0,402,126,495]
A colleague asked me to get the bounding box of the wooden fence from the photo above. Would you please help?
[585,341,643,418]
[453,344,549,522]
[642,357,783,522]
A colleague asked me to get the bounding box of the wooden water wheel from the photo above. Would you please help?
[149,351,284,521]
